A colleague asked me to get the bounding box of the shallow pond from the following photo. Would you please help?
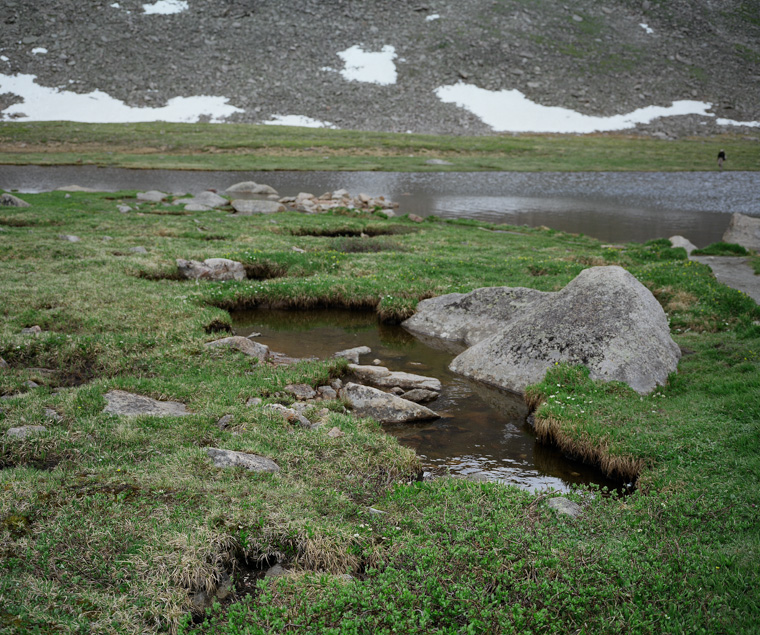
[232,309,622,493]
[4,165,759,245]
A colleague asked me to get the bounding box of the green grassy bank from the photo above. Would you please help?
[1,122,759,171]
[1,191,759,634]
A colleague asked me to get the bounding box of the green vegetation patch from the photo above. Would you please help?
[1,190,759,633]
[692,241,750,256]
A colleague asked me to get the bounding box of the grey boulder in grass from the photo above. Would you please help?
[206,448,279,472]
[205,336,270,361]
[176,257,246,281]
[102,390,191,417]
[448,266,681,395]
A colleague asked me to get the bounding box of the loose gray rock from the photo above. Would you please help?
[317,385,338,400]
[102,390,191,417]
[6,425,47,438]
[205,336,270,361]
[117,205,131,213]
[449,266,681,395]
[348,364,442,391]
[217,414,234,429]
[128,246,148,254]
[264,563,292,578]
[399,388,439,403]
[246,397,263,406]
[264,403,313,428]
[408,214,424,223]
[136,190,167,203]
[403,286,549,347]
[24,380,39,389]
[21,326,42,335]
[327,426,344,438]
[226,182,279,196]
[231,199,285,215]
[547,497,583,518]
[284,384,317,400]
[334,346,371,364]
[722,213,760,251]
[44,408,62,422]
[176,257,247,281]
[183,203,212,212]
[0,356,8,369]
[0,193,31,207]
[191,191,228,208]
[206,447,279,472]
[340,382,440,424]
[669,235,697,255]
[59,234,81,242]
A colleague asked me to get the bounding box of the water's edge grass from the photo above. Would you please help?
[1,190,759,634]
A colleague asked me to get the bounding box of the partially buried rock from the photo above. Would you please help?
[206,447,279,472]
[59,234,81,242]
[217,414,234,429]
[0,356,8,370]
[449,266,681,395]
[21,326,42,335]
[231,199,285,215]
[340,382,440,424]
[722,212,760,251]
[317,385,338,400]
[264,403,313,428]
[6,425,47,438]
[102,390,190,417]
[190,191,228,209]
[136,190,167,203]
[547,497,583,518]
[129,246,148,254]
[327,426,344,438]
[284,384,317,400]
[205,336,270,361]
[0,193,31,207]
[117,205,131,213]
[176,257,246,281]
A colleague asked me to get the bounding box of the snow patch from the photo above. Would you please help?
[111,2,120,7]
[31,48,48,55]
[142,0,188,15]
[640,23,654,34]
[717,118,760,129]
[336,45,397,85]
[435,82,715,133]
[0,56,9,63]
[0,73,243,123]
[262,114,338,129]
[426,14,441,21]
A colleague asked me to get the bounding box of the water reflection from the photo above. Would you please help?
[3,166,758,245]
[232,309,620,492]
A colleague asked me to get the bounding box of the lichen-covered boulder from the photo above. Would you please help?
[205,336,270,361]
[449,266,680,395]
[403,286,549,347]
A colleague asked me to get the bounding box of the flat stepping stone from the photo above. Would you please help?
[102,390,190,417]
[6,425,47,439]
[206,448,279,472]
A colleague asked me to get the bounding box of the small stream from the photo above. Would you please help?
[232,309,622,493]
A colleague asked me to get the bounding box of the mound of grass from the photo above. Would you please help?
[692,241,750,256]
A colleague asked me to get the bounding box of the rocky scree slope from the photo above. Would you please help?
[1,0,758,136]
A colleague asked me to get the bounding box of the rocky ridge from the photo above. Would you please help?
[1,0,759,137]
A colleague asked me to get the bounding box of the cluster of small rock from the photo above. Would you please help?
[131,182,398,217]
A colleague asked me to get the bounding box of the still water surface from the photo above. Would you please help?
[3,165,759,245]
[232,309,622,493]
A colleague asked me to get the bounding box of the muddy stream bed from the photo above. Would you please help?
[233,309,622,493]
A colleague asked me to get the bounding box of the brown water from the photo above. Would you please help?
[232,309,623,493]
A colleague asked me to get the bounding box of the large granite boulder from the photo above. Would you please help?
[403,286,549,347]
[449,266,680,395]
[722,213,760,251]
[340,382,440,424]
[176,258,246,281]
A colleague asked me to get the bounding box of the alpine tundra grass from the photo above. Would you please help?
[1,190,759,634]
